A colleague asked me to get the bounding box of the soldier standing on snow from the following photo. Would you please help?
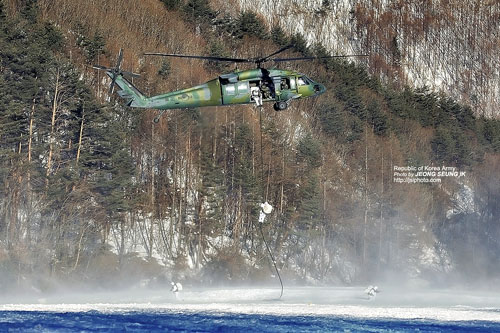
[171,281,183,299]
[365,285,380,299]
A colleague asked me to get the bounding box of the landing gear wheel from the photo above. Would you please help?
[274,101,288,111]
[153,110,166,123]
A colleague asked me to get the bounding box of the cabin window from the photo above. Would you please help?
[280,78,290,90]
[225,84,236,95]
[289,77,296,89]
[237,82,248,94]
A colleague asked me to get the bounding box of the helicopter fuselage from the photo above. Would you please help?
[112,68,326,111]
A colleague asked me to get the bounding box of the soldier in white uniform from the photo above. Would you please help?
[365,285,380,299]
[259,202,273,223]
[171,281,183,299]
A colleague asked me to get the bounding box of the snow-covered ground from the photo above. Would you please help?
[2,287,500,322]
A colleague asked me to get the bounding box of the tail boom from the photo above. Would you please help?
[106,72,149,108]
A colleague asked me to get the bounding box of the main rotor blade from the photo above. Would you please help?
[257,45,294,63]
[121,70,140,78]
[144,53,252,63]
[92,65,139,78]
[93,65,111,71]
[272,54,369,62]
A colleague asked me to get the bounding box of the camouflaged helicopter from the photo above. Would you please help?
[94,46,366,122]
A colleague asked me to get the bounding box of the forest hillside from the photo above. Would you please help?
[0,0,499,293]
[238,0,500,118]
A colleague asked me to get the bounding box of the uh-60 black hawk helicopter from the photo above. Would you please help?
[93,45,367,122]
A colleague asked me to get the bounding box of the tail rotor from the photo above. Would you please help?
[93,49,140,96]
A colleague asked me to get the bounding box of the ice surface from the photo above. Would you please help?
[1,287,500,322]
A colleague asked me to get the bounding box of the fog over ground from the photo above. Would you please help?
[2,285,500,323]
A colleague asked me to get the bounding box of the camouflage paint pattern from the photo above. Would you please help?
[149,79,222,110]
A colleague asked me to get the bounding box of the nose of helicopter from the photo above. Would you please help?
[314,83,326,95]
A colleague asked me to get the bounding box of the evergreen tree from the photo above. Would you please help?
[21,0,38,22]
[481,118,500,152]
[161,0,183,11]
[82,106,135,216]
[205,40,230,72]
[347,117,364,142]
[296,133,322,169]
[297,175,322,231]
[182,0,216,25]
[337,84,367,120]
[367,100,388,136]
[450,128,472,167]
[0,1,6,31]
[74,24,105,63]
[431,127,454,163]
[199,149,224,235]
[40,23,64,52]
[271,25,289,47]
[232,124,258,200]
[85,32,105,63]
[317,103,345,138]
[158,60,171,79]
[235,11,268,40]
[413,87,439,127]
[290,33,311,56]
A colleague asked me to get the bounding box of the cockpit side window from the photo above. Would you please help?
[297,76,310,86]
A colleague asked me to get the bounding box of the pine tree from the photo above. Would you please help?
[199,149,224,235]
[317,103,345,138]
[236,11,269,40]
[82,106,135,216]
[290,33,311,56]
[161,0,182,11]
[431,127,454,163]
[158,60,171,79]
[296,134,322,169]
[481,118,500,152]
[297,175,322,231]
[205,40,230,72]
[232,123,258,200]
[367,100,388,136]
[182,0,216,25]
[0,1,6,32]
[271,25,289,47]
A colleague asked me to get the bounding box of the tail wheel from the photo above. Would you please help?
[274,101,288,111]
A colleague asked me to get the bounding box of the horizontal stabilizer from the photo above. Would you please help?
[118,90,134,99]
[92,49,149,108]
[107,73,149,108]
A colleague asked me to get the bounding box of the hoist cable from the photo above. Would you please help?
[258,106,283,299]
[259,220,284,299]
[259,106,265,197]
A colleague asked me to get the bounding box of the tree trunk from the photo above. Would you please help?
[76,108,84,163]
[47,68,60,184]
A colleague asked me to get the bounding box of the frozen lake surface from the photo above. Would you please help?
[1,287,500,332]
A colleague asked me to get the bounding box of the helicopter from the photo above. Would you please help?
[93,45,367,122]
